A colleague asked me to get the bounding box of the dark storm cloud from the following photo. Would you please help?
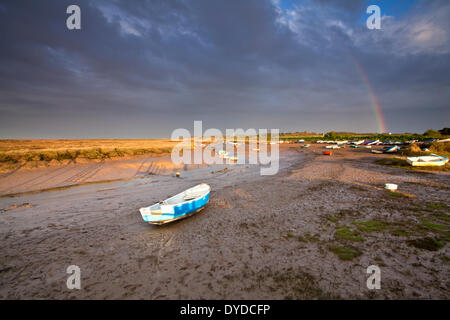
[0,0,449,138]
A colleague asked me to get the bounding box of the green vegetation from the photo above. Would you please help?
[374,256,386,266]
[388,191,407,198]
[429,141,450,158]
[375,158,409,167]
[426,202,449,210]
[407,237,444,251]
[335,225,364,242]
[348,185,368,192]
[423,129,441,138]
[353,220,389,233]
[422,221,447,232]
[439,128,450,135]
[431,211,450,222]
[328,246,362,261]
[279,128,449,143]
[391,229,410,237]
[285,232,295,238]
[297,233,320,242]
[327,216,338,222]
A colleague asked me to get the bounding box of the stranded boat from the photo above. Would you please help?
[371,145,400,154]
[406,154,448,167]
[139,184,211,225]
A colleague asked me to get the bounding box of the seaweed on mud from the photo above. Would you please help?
[335,226,364,242]
[328,246,362,261]
[407,237,445,251]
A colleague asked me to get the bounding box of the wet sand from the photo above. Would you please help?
[0,144,449,299]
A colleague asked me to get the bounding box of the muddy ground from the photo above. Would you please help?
[0,144,449,299]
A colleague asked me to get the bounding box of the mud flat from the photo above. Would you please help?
[0,144,448,299]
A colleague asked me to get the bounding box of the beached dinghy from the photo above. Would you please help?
[364,140,380,145]
[406,154,448,167]
[139,184,210,225]
[371,145,400,154]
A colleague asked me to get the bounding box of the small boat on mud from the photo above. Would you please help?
[364,140,380,145]
[139,184,211,225]
[371,145,400,154]
[301,144,310,148]
[406,154,449,167]
[323,151,332,155]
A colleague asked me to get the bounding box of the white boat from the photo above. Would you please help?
[372,145,400,154]
[406,154,449,167]
[326,145,340,149]
[364,140,380,145]
[139,184,211,225]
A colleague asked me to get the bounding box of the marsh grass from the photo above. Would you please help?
[328,246,362,261]
[426,202,449,210]
[335,225,364,242]
[0,139,178,170]
[407,237,444,251]
[297,233,320,242]
[353,220,389,233]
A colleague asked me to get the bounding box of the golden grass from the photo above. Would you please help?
[429,141,450,158]
[0,139,179,168]
[401,142,450,158]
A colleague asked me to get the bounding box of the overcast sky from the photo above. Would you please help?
[0,0,449,138]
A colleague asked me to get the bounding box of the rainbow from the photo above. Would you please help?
[351,57,387,133]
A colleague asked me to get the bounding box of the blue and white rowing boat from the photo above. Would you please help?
[139,184,211,225]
